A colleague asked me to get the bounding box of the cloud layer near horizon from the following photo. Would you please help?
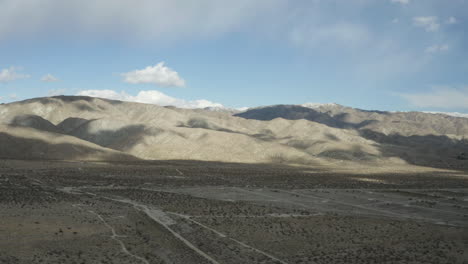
[76,89,223,109]
[399,87,468,109]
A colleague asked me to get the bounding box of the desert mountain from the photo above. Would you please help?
[238,103,468,136]
[0,125,136,161]
[236,104,468,169]
[304,103,468,136]
[0,96,467,170]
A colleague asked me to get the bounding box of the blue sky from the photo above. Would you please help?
[1,0,467,112]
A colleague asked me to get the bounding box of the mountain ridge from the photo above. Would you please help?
[1,95,467,171]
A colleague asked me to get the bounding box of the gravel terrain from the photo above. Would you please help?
[1,159,467,264]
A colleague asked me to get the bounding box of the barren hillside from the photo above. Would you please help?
[1,96,467,170]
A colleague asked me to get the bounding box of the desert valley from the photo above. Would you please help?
[0,96,467,263]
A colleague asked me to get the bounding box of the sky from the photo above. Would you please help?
[1,0,467,112]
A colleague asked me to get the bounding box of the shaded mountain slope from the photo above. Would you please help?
[9,114,64,134]
[0,96,466,170]
[0,125,137,161]
[57,117,94,134]
[238,104,468,137]
[234,104,468,169]
[235,105,347,128]
[0,96,386,165]
[309,104,468,137]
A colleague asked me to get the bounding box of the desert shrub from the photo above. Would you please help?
[457,152,467,160]
[186,118,211,129]
[287,140,311,150]
[253,129,276,141]
[269,153,311,165]
[270,153,288,164]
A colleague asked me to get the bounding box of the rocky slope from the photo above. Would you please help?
[235,104,468,169]
[302,103,468,137]
[0,96,467,170]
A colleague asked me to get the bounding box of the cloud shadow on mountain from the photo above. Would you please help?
[0,132,135,161]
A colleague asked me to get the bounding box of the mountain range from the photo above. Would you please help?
[1,96,467,171]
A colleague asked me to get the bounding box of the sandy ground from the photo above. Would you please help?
[1,159,467,264]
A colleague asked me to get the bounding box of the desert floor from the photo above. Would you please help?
[1,159,467,264]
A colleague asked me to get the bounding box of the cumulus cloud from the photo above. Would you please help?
[391,0,410,4]
[400,87,468,109]
[41,74,59,82]
[0,67,30,82]
[413,16,440,32]
[76,89,223,109]
[425,44,449,53]
[122,62,185,87]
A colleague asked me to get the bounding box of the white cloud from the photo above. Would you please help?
[0,0,285,41]
[41,74,59,82]
[392,18,399,23]
[413,16,440,32]
[0,67,30,82]
[391,0,410,4]
[76,89,223,109]
[425,44,449,53]
[236,107,250,112]
[400,87,468,109]
[423,111,468,119]
[122,62,185,87]
[446,16,457,24]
